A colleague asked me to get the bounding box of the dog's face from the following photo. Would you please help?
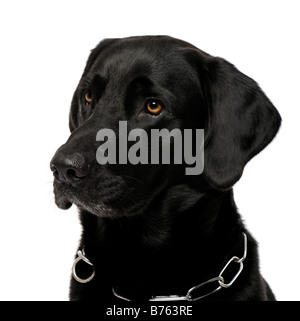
[50,36,281,218]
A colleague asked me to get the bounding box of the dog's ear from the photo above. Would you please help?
[81,38,117,77]
[187,50,281,189]
[69,38,117,132]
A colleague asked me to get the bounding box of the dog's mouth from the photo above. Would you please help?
[52,175,150,218]
[55,191,73,210]
[53,182,119,217]
[53,183,79,210]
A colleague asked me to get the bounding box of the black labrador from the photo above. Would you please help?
[50,36,281,301]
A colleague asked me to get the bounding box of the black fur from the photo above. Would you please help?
[50,36,281,301]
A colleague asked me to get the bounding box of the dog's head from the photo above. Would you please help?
[50,36,281,218]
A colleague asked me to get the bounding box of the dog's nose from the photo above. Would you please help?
[50,152,89,184]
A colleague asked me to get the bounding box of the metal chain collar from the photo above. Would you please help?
[73,233,247,301]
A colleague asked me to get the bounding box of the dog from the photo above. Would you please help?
[50,36,281,301]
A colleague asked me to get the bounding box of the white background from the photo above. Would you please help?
[0,0,299,301]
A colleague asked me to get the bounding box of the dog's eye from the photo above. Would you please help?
[146,100,163,115]
[84,90,92,104]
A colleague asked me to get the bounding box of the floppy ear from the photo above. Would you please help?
[190,51,281,189]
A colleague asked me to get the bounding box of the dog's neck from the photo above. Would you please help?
[78,185,248,301]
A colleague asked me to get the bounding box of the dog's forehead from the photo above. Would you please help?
[90,37,192,79]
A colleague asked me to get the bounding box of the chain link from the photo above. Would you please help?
[72,248,95,284]
[185,276,224,301]
[218,256,243,288]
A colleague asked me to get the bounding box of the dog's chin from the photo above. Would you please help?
[77,202,117,217]
[54,192,114,217]
[52,176,150,218]
[76,201,145,218]
[54,191,145,218]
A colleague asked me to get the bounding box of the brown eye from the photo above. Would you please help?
[84,90,92,104]
[147,100,163,115]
